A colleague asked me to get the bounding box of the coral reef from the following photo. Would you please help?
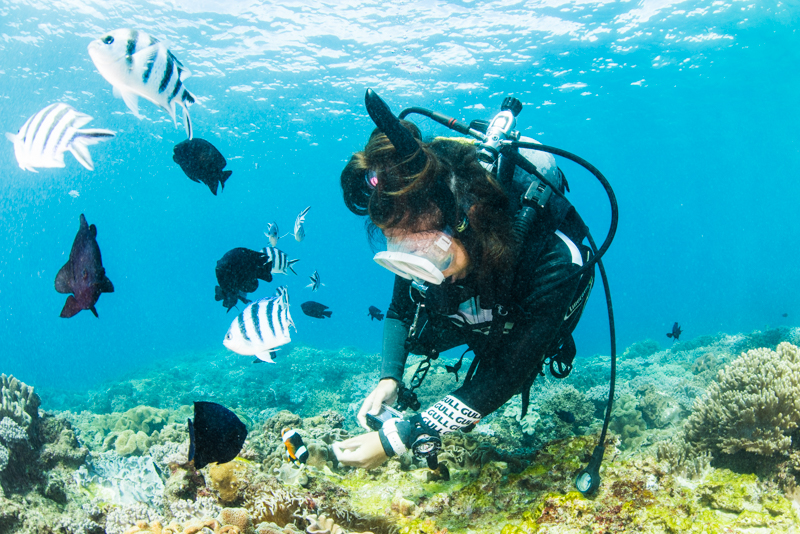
[0,374,41,431]
[74,450,165,507]
[9,329,800,534]
[685,342,800,456]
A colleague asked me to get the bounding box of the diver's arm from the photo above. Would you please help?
[379,276,415,382]
[356,276,415,430]
[380,317,410,382]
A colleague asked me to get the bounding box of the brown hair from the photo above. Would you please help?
[340,122,515,288]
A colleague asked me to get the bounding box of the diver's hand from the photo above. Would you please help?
[357,379,399,430]
[332,432,388,469]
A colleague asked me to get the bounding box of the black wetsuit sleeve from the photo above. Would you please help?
[380,277,415,382]
[421,235,585,434]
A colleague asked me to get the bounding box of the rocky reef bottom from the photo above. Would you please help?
[3,328,800,533]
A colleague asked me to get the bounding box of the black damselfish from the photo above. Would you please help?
[367,306,384,321]
[555,409,576,424]
[301,301,331,319]
[215,248,273,312]
[666,322,682,341]
[55,214,114,318]
[188,401,247,469]
[173,138,232,195]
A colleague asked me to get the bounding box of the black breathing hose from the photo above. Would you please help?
[397,104,618,495]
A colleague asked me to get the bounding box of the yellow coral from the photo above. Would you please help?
[219,507,251,532]
[208,460,250,503]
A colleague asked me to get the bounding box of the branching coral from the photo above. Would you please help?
[684,342,800,456]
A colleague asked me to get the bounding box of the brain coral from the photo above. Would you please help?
[684,342,800,456]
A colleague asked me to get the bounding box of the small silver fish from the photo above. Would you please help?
[88,28,195,138]
[306,270,322,292]
[263,247,299,275]
[294,206,310,242]
[6,103,115,172]
[223,286,294,363]
[264,222,279,247]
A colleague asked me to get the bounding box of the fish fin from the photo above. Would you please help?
[5,132,16,143]
[666,333,673,338]
[254,351,276,364]
[187,417,196,462]
[207,179,218,195]
[68,141,95,171]
[287,259,299,275]
[180,91,194,140]
[75,129,116,144]
[69,111,93,130]
[98,276,114,294]
[59,295,83,318]
[55,263,73,294]
[323,311,332,317]
[117,89,143,118]
[252,359,263,364]
[220,170,232,190]
[90,305,99,318]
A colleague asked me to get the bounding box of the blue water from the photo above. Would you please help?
[0,0,797,393]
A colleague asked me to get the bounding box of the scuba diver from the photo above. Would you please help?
[334,90,617,495]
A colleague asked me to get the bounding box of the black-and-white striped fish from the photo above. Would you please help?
[264,222,280,247]
[88,28,196,139]
[306,270,322,292]
[223,285,294,363]
[263,246,298,275]
[294,206,310,242]
[5,103,115,172]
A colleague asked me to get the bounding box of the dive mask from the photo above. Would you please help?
[374,229,455,285]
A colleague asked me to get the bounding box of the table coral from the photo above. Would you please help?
[685,341,800,456]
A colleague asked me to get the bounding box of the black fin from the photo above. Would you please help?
[207,179,219,196]
[59,295,82,318]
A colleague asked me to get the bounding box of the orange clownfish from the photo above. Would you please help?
[281,428,309,465]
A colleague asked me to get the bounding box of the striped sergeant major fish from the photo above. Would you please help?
[263,246,299,275]
[264,222,280,247]
[294,206,310,242]
[88,28,196,139]
[223,285,295,363]
[5,103,115,172]
[306,270,322,292]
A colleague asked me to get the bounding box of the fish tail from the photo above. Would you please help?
[180,90,195,140]
[323,311,332,318]
[221,170,232,190]
[69,129,116,171]
[287,259,299,275]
